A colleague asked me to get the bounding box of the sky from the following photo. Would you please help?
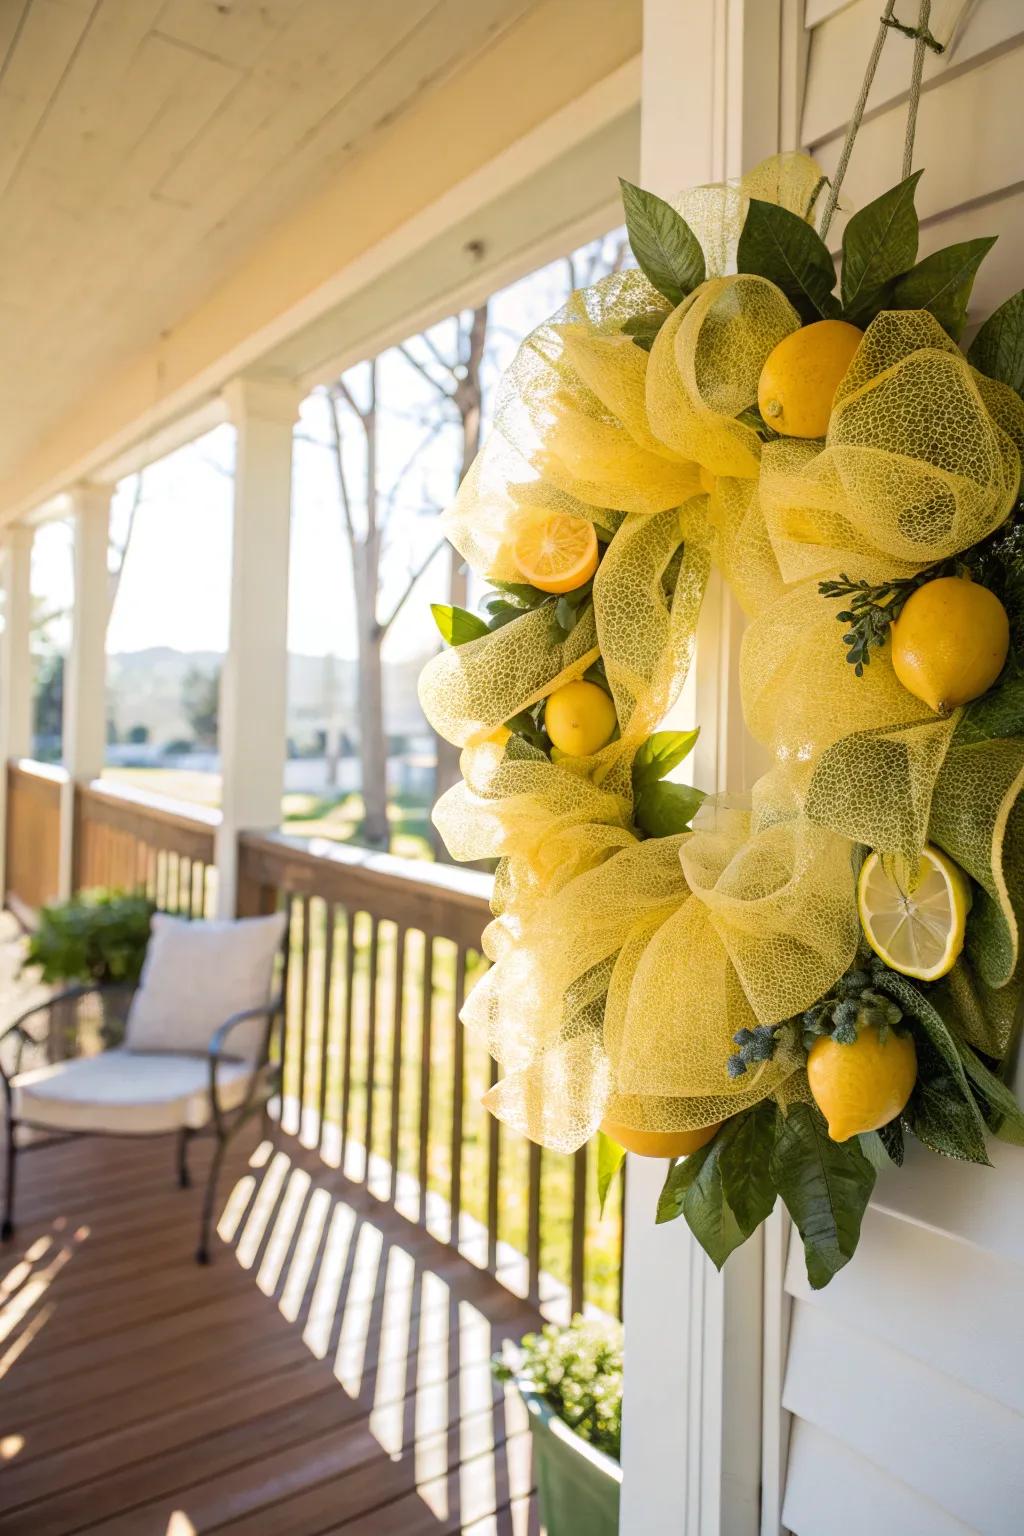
[31,230,631,668]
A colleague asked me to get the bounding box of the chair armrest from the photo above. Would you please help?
[208,999,283,1064]
[0,982,122,1086]
[207,999,283,1136]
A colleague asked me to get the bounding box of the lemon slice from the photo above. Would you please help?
[512,513,598,594]
[857,845,971,981]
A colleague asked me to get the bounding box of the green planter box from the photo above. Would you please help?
[518,1381,621,1536]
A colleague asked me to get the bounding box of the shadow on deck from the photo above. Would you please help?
[0,1126,541,1534]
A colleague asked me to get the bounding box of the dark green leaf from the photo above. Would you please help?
[770,1103,875,1289]
[619,179,706,306]
[596,1131,627,1217]
[632,729,700,791]
[873,970,990,1163]
[888,238,997,340]
[955,1038,1024,1147]
[622,310,670,353]
[717,1101,780,1233]
[634,780,705,838]
[968,288,1024,397]
[953,674,1024,745]
[841,170,922,325]
[487,581,550,608]
[877,1118,905,1166]
[656,1140,713,1224]
[737,198,839,322]
[683,1147,748,1270]
[430,603,489,646]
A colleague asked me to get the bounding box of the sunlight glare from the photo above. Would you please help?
[367,1243,416,1454]
[333,1222,383,1394]
[304,1203,356,1359]
[279,1186,330,1323]
[0,1434,24,1459]
[235,1152,290,1269]
[257,1167,310,1297]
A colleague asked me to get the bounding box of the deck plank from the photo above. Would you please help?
[0,1128,539,1534]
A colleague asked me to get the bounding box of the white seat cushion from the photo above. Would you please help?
[126,911,286,1059]
[11,1050,254,1136]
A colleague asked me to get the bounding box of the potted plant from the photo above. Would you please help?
[493,1315,622,1536]
[24,889,155,1047]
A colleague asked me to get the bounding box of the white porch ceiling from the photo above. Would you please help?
[0,0,566,488]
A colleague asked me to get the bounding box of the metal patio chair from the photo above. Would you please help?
[0,911,288,1263]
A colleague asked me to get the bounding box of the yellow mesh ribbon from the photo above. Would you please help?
[420,153,1024,1153]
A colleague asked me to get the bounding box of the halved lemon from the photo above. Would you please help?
[857,845,971,981]
[512,513,598,594]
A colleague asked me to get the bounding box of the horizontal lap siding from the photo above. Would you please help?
[779,4,1024,1531]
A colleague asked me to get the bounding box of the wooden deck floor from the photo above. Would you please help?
[0,1127,541,1535]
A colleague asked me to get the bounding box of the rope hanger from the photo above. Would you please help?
[818,0,945,243]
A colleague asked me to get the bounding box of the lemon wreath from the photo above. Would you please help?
[418,147,1024,1289]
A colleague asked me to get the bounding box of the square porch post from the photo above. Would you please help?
[60,483,112,897]
[216,377,301,918]
[618,4,800,1535]
[0,526,33,902]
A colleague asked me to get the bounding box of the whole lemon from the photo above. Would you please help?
[891,576,1009,716]
[601,1116,721,1159]
[807,1025,917,1142]
[757,319,863,438]
[545,680,617,756]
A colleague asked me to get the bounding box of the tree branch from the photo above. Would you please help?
[383,419,447,518]
[377,538,446,635]
[324,390,357,547]
[397,343,454,403]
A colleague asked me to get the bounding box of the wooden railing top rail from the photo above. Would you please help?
[238,830,493,944]
[8,757,68,790]
[76,778,219,862]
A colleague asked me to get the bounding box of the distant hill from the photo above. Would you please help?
[107,647,434,748]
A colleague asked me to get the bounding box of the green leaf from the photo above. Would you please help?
[656,1141,712,1224]
[888,238,997,340]
[955,1038,1024,1147]
[770,1103,876,1289]
[632,729,700,791]
[968,288,1024,397]
[596,1131,626,1217]
[873,970,991,1163]
[634,780,705,838]
[841,170,922,325]
[430,603,489,646]
[953,674,1024,745]
[683,1145,748,1270]
[716,1101,780,1233]
[487,581,550,608]
[619,179,706,306]
[877,1118,905,1166]
[737,198,839,322]
[622,310,670,353]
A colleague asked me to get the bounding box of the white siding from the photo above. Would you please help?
[777,4,1024,1531]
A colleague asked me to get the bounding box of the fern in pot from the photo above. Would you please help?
[493,1316,622,1536]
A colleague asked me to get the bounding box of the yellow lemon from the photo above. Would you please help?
[807,1025,917,1142]
[890,576,1009,717]
[486,725,512,747]
[544,681,617,756]
[757,319,863,438]
[601,1116,721,1159]
[512,512,599,594]
[857,845,971,981]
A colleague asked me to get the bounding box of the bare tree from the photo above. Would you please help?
[397,303,489,850]
[325,363,444,849]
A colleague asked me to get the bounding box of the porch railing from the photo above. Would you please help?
[4,758,64,921]
[73,778,217,916]
[1,761,623,1315]
[238,830,623,1318]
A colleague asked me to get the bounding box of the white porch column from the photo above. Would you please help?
[216,377,300,918]
[60,483,112,896]
[0,525,33,900]
[619,5,797,1536]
